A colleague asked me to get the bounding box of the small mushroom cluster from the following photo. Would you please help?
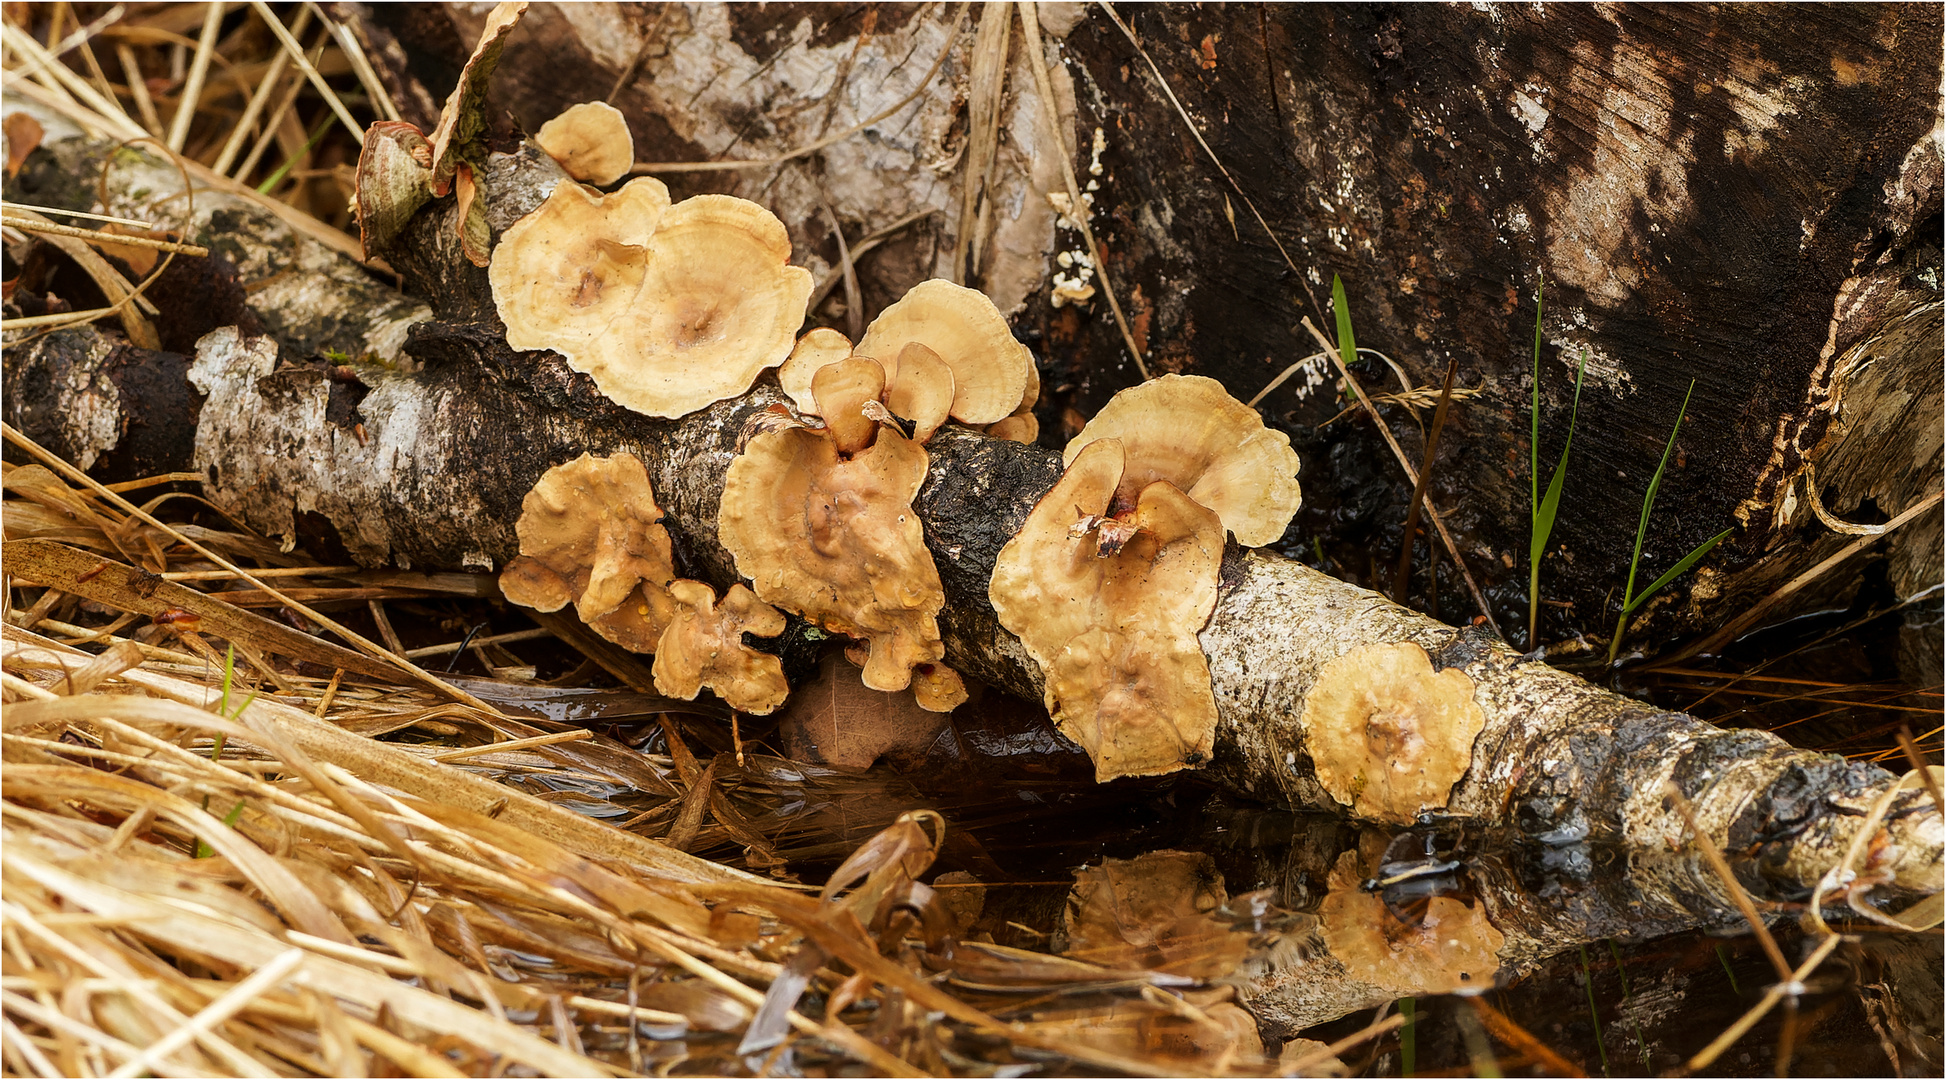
[777,279,1041,443]
[990,375,1303,781]
[498,454,789,714]
[716,278,1048,714]
[719,351,962,711]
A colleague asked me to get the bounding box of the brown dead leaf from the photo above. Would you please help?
[777,648,948,769]
[4,110,43,178]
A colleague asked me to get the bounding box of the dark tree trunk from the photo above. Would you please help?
[1042,3,1943,660]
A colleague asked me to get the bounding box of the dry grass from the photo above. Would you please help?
[0,445,1348,1077]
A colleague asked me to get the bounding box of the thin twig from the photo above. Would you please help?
[1655,489,1943,666]
[0,423,498,714]
[211,3,315,175]
[113,42,164,136]
[429,729,594,763]
[1096,1,1321,322]
[806,207,936,312]
[313,2,399,123]
[0,202,159,229]
[1018,0,1150,380]
[1895,726,1944,814]
[1301,316,1502,636]
[1392,358,1458,602]
[820,202,864,341]
[633,2,971,173]
[0,214,208,256]
[1679,934,1840,1075]
[1663,782,1794,983]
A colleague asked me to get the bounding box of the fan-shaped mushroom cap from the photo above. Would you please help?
[854,279,1031,425]
[491,188,812,419]
[989,438,1223,781]
[653,581,790,714]
[720,426,945,692]
[490,175,669,355]
[1301,641,1486,824]
[984,356,1042,443]
[427,1,529,196]
[535,101,633,185]
[1065,374,1302,547]
[1318,844,1503,994]
[353,121,433,261]
[613,195,815,417]
[910,661,968,713]
[811,356,887,457]
[884,343,956,445]
[498,453,677,653]
[778,327,856,414]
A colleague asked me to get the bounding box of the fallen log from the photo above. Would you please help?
[4,127,1938,926]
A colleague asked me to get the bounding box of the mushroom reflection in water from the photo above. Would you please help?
[1317,841,1504,996]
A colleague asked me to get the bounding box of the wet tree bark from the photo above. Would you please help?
[4,127,1938,914]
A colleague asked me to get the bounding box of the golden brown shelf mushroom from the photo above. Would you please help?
[653,581,790,715]
[535,101,633,186]
[1301,641,1487,824]
[489,184,812,420]
[719,375,947,692]
[780,280,1043,443]
[1065,374,1302,546]
[497,453,678,653]
[852,278,1032,426]
[989,438,1224,781]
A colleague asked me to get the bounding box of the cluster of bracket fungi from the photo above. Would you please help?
[356,5,1497,814]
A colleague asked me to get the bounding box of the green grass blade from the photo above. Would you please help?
[1529,350,1586,569]
[1621,379,1698,610]
[1331,275,1357,372]
[1623,527,1732,616]
[1579,944,1610,1076]
[1530,274,1545,518]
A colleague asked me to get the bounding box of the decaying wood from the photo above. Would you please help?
[5,126,1937,931]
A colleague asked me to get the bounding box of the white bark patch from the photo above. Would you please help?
[611,5,1063,317]
[37,331,122,471]
[1543,36,1694,310]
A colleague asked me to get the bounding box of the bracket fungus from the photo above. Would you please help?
[490,183,812,419]
[654,581,790,715]
[1301,642,1487,824]
[535,101,633,186]
[352,2,527,265]
[989,438,1224,781]
[720,356,953,700]
[497,453,677,653]
[1065,374,1301,546]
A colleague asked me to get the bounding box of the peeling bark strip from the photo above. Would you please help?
[4,116,1938,914]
